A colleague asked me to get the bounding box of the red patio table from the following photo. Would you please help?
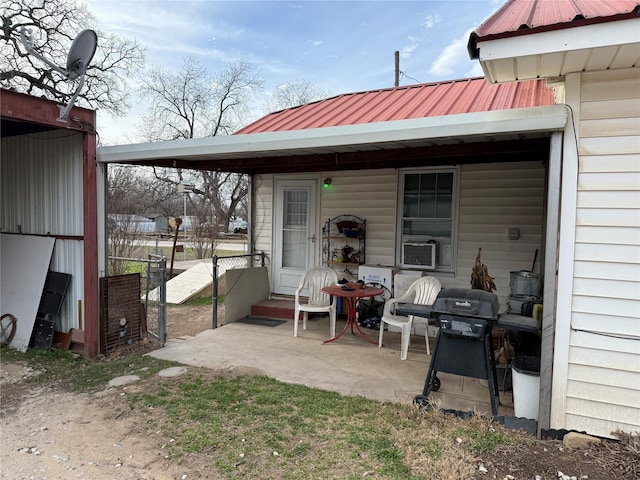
[321,285,384,344]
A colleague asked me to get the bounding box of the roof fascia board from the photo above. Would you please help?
[1,88,95,131]
[97,105,567,164]
[476,18,640,61]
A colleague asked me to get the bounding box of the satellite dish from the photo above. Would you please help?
[20,28,97,123]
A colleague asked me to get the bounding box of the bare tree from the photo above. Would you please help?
[263,78,331,113]
[1,0,145,116]
[137,56,259,240]
[147,167,249,258]
[208,58,263,136]
[107,166,146,275]
[138,57,209,141]
[185,193,218,260]
[200,171,248,230]
[138,56,263,140]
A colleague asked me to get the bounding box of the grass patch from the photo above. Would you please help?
[452,422,511,453]
[181,296,215,307]
[0,346,175,393]
[3,347,517,479]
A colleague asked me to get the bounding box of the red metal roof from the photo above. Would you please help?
[469,0,640,57]
[236,77,554,134]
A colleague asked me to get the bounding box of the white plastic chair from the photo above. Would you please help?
[378,276,441,360]
[294,267,338,338]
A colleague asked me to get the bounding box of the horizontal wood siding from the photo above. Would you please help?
[320,170,397,268]
[564,68,640,436]
[456,161,546,309]
[255,165,547,312]
[253,175,273,270]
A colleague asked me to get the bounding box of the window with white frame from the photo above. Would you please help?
[398,168,458,272]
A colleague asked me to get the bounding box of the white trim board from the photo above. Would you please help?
[97,106,568,165]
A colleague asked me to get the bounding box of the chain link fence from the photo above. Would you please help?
[213,252,266,328]
[106,254,167,348]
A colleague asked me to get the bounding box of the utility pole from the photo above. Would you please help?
[394,51,400,87]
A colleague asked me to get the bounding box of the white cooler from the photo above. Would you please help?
[358,265,396,292]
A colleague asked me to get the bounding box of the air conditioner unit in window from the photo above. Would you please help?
[402,242,438,269]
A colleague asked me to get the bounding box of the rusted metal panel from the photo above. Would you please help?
[237,78,554,134]
[1,89,95,135]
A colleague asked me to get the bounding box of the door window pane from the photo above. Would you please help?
[283,230,306,268]
[282,190,308,268]
[285,191,308,227]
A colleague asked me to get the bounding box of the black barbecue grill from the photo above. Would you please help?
[415,288,502,416]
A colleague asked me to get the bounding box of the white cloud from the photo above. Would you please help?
[424,14,443,29]
[308,40,323,47]
[400,36,420,57]
[428,28,473,77]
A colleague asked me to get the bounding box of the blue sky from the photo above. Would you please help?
[85,0,504,144]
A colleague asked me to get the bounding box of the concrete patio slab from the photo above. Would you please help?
[148,316,514,416]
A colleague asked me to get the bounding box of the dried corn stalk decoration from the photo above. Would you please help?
[471,247,496,292]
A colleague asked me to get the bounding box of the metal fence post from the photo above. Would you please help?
[158,256,167,346]
[212,255,218,329]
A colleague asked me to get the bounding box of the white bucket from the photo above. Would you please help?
[512,356,540,420]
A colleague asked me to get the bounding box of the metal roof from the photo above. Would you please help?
[469,0,640,58]
[236,77,554,134]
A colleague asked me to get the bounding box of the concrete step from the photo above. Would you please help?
[251,299,296,320]
[251,298,349,320]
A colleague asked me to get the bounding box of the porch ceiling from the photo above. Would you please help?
[97,105,567,174]
[115,136,551,174]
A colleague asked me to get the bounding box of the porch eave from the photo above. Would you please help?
[96,105,568,173]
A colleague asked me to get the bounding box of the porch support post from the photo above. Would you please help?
[212,255,219,329]
[538,131,563,437]
[82,121,99,359]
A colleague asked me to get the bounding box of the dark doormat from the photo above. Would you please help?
[235,317,288,327]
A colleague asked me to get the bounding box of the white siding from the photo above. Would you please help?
[1,130,86,332]
[255,171,397,287]
[561,67,640,437]
[253,174,273,265]
[255,163,546,308]
[319,169,397,266]
[456,161,546,310]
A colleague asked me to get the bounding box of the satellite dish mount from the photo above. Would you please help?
[20,28,97,123]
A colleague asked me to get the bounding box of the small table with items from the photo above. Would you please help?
[321,285,384,344]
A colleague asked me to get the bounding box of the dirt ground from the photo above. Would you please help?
[164,304,216,339]
[1,305,637,479]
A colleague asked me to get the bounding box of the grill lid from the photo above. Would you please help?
[431,288,500,320]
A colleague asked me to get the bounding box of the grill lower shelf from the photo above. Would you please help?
[416,316,500,416]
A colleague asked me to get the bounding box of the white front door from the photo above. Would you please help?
[273,179,317,295]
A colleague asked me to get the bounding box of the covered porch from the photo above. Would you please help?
[149,312,516,417]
